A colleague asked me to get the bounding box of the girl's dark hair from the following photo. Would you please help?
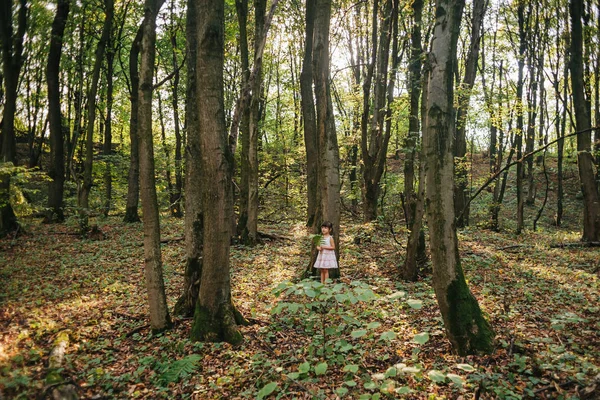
[321,221,334,234]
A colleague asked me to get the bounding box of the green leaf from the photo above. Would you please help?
[287,372,299,380]
[336,387,349,397]
[401,366,421,374]
[335,293,348,302]
[384,367,397,378]
[305,289,317,298]
[428,370,446,383]
[456,363,476,372]
[344,380,357,387]
[298,362,310,374]
[366,322,381,329]
[351,329,368,338]
[364,381,377,390]
[395,386,411,394]
[343,364,359,373]
[314,362,328,376]
[406,299,423,309]
[447,373,464,387]
[412,332,430,345]
[380,331,396,341]
[256,382,278,399]
[388,291,406,300]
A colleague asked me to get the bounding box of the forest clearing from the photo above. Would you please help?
[1,156,599,399]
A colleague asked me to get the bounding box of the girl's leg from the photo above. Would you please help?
[324,269,329,283]
[320,269,326,284]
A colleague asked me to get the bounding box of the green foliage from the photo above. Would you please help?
[157,354,202,385]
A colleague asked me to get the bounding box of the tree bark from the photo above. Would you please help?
[300,0,319,229]
[570,0,600,241]
[103,28,115,217]
[46,0,70,223]
[515,2,527,235]
[138,0,172,332]
[424,0,494,355]
[169,1,183,218]
[191,0,242,344]
[453,0,487,227]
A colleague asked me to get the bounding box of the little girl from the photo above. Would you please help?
[314,221,339,283]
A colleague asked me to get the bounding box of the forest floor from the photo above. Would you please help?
[1,158,600,399]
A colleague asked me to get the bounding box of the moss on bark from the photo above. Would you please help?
[446,268,494,355]
[191,301,243,345]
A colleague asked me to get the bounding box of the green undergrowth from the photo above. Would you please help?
[0,216,598,399]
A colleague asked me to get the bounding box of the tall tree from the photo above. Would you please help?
[313,0,340,278]
[300,0,319,229]
[515,1,527,234]
[138,0,172,332]
[361,0,396,221]
[0,0,27,236]
[175,0,201,317]
[191,0,243,344]
[570,0,600,241]
[78,0,113,231]
[123,26,144,223]
[453,0,487,227]
[168,0,183,218]
[424,0,494,355]
[46,0,71,223]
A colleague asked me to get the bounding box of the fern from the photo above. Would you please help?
[158,354,201,384]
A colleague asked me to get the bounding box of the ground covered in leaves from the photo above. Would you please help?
[1,211,599,399]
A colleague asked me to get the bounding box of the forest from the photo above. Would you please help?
[0,0,599,398]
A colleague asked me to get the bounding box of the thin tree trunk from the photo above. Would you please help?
[103,32,115,217]
[424,0,494,356]
[79,0,113,231]
[47,0,70,223]
[570,0,600,241]
[515,2,527,235]
[191,0,243,344]
[300,0,319,228]
[174,0,201,317]
[169,1,183,218]
[123,26,144,223]
[138,0,171,332]
[453,0,487,228]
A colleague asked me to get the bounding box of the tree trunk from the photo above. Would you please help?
[424,0,494,356]
[169,2,183,218]
[138,0,172,332]
[453,0,487,227]
[79,0,113,231]
[570,0,600,241]
[46,0,70,223]
[103,32,115,217]
[123,26,144,223]
[191,0,243,344]
[404,0,423,228]
[313,0,341,279]
[175,0,201,318]
[300,0,319,229]
[515,2,527,235]
[0,0,26,236]
[235,0,251,239]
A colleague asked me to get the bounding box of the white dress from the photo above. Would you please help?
[314,236,339,269]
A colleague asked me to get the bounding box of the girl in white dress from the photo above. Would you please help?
[314,221,338,283]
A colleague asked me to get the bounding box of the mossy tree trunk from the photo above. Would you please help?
[138,0,172,332]
[191,0,243,344]
[423,0,494,356]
